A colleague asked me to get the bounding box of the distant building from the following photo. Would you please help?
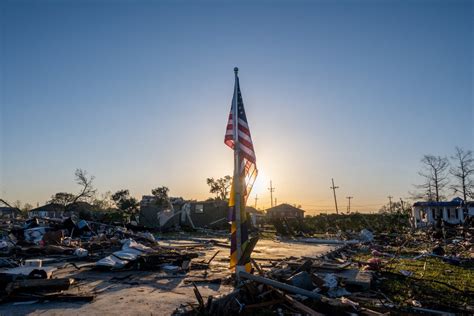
[29,203,66,218]
[0,207,19,219]
[184,200,229,229]
[139,196,184,229]
[28,202,95,219]
[412,197,474,228]
[266,203,305,219]
[246,206,265,227]
[139,198,230,230]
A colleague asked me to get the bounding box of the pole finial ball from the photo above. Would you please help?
[234,67,239,73]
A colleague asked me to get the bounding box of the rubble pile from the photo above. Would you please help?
[0,216,201,304]
[176,225,474,316]
[1,215,473,315]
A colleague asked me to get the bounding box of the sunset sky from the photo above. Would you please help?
[1,0,472,214]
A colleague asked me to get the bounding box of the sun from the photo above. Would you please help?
[249,168,268,204]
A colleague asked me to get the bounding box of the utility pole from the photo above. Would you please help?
[268,181,275,208]
[346,196,353,213]
[330,178,339,214]
[254,195,258,209]
[388,195,393,213]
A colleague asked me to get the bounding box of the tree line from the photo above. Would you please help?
[4,170,233,219]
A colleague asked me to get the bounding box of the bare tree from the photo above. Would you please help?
[450,147,474,201]
[11,200,33,215]
[418,155,449,202]
[71,169,97,204]
[12,200,22,209]
[411,178,435,201]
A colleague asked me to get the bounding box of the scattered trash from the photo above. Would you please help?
[74,248,89,257]
[411,299,422,307]
[359,229,374,242]
[0,212,472,315]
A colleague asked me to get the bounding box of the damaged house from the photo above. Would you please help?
[412,197,474,228]
[266,203,305,219]
[246,206,265,227]
[29,203,66,218]
[0,206,19,219]
[139,196,229,230]
[28,202,96,219]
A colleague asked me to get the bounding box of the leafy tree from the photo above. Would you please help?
[92,191,115,210]
[49,192,76,206]
[151,186,170,207]
[450,147,474,201]
[111,189,139,213]
[206,175,232,200]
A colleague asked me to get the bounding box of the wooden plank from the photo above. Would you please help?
[239,271,321,300]
[338,270,373,290]
[272,287,325,316]
[250,258,265,276]
[6,278,74,294]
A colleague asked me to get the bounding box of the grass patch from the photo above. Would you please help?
[354,253,474,311]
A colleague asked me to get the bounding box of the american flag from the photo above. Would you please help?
[225,70,257,270]
[225,75,258,200]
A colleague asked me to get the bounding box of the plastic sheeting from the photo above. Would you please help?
[95,239,153,269]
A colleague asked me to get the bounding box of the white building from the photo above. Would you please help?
[412,197,473,228]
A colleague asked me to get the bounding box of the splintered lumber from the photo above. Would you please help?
[273,288,325,316]
[244,299,284,309]
[290,259,313,277]
[239,271,321,300]
[184,277,223,284]
[207,288,241,315]
[6,278,74,294]
[250,258,265,276]
[207,250,220,265]
[192,282,204,309]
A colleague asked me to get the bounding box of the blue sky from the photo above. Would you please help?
[1,0,472,213]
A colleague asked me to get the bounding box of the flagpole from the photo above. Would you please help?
[233,67,243,277]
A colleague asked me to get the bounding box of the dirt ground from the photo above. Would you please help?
[0,238,338,316]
